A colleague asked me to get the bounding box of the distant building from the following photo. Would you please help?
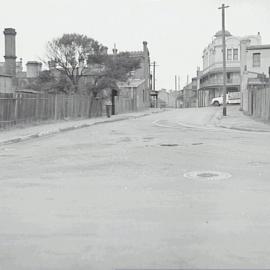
[240,39,270,115]
[78,41,151,113]
[198,30,261,106]
[116,41,151,108]
[182,77,197,108]
[116,79,148,113]
[157,89,179,108]
[0,28,43,93]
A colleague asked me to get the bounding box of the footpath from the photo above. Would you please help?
[213,105,270,132]
[0,108,165,146]
[1,106,269,146]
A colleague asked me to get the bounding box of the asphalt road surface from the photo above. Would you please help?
[1,107,270,270]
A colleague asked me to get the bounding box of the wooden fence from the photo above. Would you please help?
[114,96,134,114]
[0,93,104,129]
[248,86,270,121]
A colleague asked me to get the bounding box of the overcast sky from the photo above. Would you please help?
[0,0,270,90]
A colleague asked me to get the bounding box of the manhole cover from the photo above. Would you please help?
[160,144,179,147]
[248,161,270,167]
[184,171,232,180]
[197,172,219,178]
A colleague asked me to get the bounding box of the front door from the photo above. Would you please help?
[111,89,118,115]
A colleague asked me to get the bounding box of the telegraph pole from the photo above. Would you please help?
[150,61,158,108]
[153,61,156,91]
[150,61,158,90]
[219,3,229,116]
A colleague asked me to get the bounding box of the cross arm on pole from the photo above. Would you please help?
[218,4,230,9]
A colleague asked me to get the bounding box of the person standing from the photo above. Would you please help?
[104,97,112,118]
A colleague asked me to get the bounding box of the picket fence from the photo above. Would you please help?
[0,93,104,129]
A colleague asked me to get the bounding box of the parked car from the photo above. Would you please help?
[211,92,241,106]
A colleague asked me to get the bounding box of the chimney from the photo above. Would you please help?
[101,46,108,55]
[26,61,42,78]
[112,44,118,57]
[4,28,17,76]
[143,41,150,90]
[16,57,23,73]
[78,56,84,74]
[143,41,148,54]
[48,60,56,70]
[256,32,262,45]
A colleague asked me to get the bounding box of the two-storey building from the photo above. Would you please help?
[198,30,261,106]
[240,39,270,116]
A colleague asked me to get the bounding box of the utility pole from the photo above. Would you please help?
[219,3,229,116]
[153,61,156,91]
[178,76,180,90]
[150,61,158,90]
[150,61,158,108]
[175,75,177,91]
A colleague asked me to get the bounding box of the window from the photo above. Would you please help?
[253,53,261,67]
[227,72,232,83]
[233,49,238,60]
[227,49,232,60]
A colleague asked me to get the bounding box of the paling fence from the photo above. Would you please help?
[0,93,104,129]
[198,90,210,107]
[248,86,270,121]
[114,96,134,114]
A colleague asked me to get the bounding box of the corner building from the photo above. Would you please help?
[198,30,261,106]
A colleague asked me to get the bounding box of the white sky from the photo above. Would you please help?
[0,0,270,90]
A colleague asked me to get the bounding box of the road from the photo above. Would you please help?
[1,107,270,270]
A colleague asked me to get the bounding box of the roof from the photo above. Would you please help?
[117,79,145,88]
[0,73,12,77]
[214,30,232,38]
[26,61,42,66]
[247,44,270,50]
[16,89,40,94]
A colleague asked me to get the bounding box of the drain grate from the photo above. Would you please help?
[184,171,232,180]
[160,144,179,147]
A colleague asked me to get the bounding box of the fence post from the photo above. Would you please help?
[14,93,18,124]
[54,93,58,120]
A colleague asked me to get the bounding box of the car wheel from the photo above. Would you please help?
[213,101,220,106]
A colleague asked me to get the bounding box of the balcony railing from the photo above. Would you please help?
[202,61,240,75]
[200,77,240,88]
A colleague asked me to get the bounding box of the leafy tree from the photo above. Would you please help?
[25,70,73,94]
[86,52,141,94]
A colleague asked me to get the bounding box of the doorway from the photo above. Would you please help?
[111,89,118,115]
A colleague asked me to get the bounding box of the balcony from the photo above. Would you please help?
[200,77,240,89]
[202,61,240,76]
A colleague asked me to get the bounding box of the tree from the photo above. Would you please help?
[46,33,142,95]
[46,33,106,92]
[86,52,141,95]
[25,70,73,94]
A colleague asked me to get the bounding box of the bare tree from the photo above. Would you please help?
[46,33,106,92]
